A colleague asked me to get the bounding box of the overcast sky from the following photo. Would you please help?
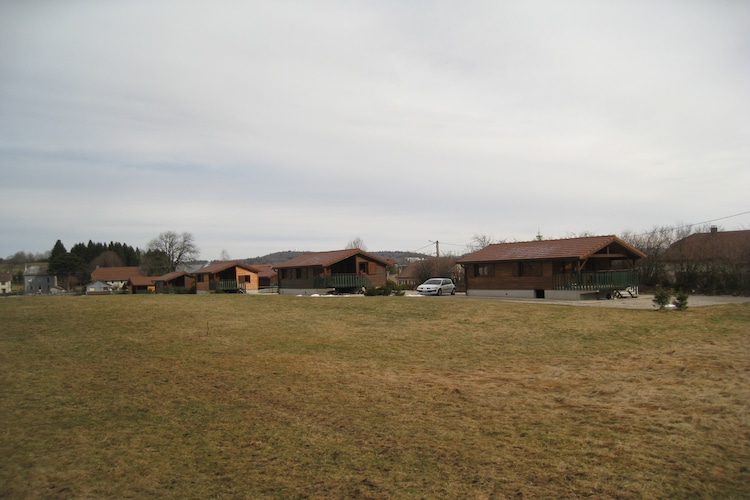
[2,1,748,260]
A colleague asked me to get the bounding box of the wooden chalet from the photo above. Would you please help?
[193,261,261,294]
[274,248,390,294]
[457,235,646,300]
[154,271,196,294]
[660,228,750,290]
[127,276,156,294]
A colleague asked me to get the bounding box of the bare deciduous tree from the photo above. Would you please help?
[346,237,367,251]
[147,231,200,272]
[467,233,497,253]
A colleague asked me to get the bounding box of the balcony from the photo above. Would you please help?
[554,270,639,292]
[313,273,371,290]
[210,280,247,293]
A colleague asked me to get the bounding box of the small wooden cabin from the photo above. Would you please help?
[274,248,390,294]
[193,261,261,294]
[127,276,156,294]
[154,271,196,294]
[457,235,646,300]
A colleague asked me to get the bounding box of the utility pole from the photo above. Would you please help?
[429,240,440,259]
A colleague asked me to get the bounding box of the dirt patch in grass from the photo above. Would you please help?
[1,295,748,498]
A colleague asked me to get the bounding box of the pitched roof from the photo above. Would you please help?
[0,272,11,282]
[396,261,421,279]
[91,266,145,281]
[250,264,278,279]
[457,235,646,263]
[127,276,156,286]
[193,260,260,275]
[24,265,50,276]
[155,271,192,282]
[661,230,750,263]
[273,248,391,269]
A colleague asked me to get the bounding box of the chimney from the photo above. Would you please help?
[710,226,718,235]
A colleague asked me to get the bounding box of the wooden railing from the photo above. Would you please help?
[314,274,371,290]
[210,280,246,292]
[554,270,639,291]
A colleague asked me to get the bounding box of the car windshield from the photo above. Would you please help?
[424,279,442,285]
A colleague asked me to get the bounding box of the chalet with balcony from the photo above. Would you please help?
[457,235,646,300]
[193,261,261,294]
[274,248,390,295]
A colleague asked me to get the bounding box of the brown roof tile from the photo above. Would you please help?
[457,235,646,263]
[194,260,260,275]
[273,248,391,269]
[661,230,750,263]
[91,266,145,281]
[128,276,156,286]
[251,264,278,279]
[156,271,191,282]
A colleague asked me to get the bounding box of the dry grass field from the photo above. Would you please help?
[1,295,748,499]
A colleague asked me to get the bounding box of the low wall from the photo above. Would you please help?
[466,289,536,299]
[278,288,332,296]
[467,289,604,300]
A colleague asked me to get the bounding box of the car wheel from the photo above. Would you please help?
[437,289,442,296]
[451,288,455,295]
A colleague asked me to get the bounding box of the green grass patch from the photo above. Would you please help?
[1,295,749,498]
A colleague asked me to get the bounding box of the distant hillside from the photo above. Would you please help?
[372,251,431,266]
[243,250,430,266]
[244,251,303,265]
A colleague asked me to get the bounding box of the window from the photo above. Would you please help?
[359,262,370,274]
[474,264,493,277]
[518,262,541,277]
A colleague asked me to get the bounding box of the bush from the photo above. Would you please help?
[673,290,689,310]
[653,286,673,310]
[364,280,405,296]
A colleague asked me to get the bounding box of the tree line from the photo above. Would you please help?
[2,231,200,289]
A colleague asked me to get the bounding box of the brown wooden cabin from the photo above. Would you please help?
[193,261,261,294]
[660,228,750,290]
[274,248,390,294]
[127,276,156,294]
[457,235,646,300]
[154,271,196,294]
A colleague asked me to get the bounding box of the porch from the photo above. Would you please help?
[313,273,371,290]
[553,270,639,292]
[210,280,247,293]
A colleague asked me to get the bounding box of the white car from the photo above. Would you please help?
[416,278,456,296]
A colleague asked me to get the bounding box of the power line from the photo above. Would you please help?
[630,210,750,237]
